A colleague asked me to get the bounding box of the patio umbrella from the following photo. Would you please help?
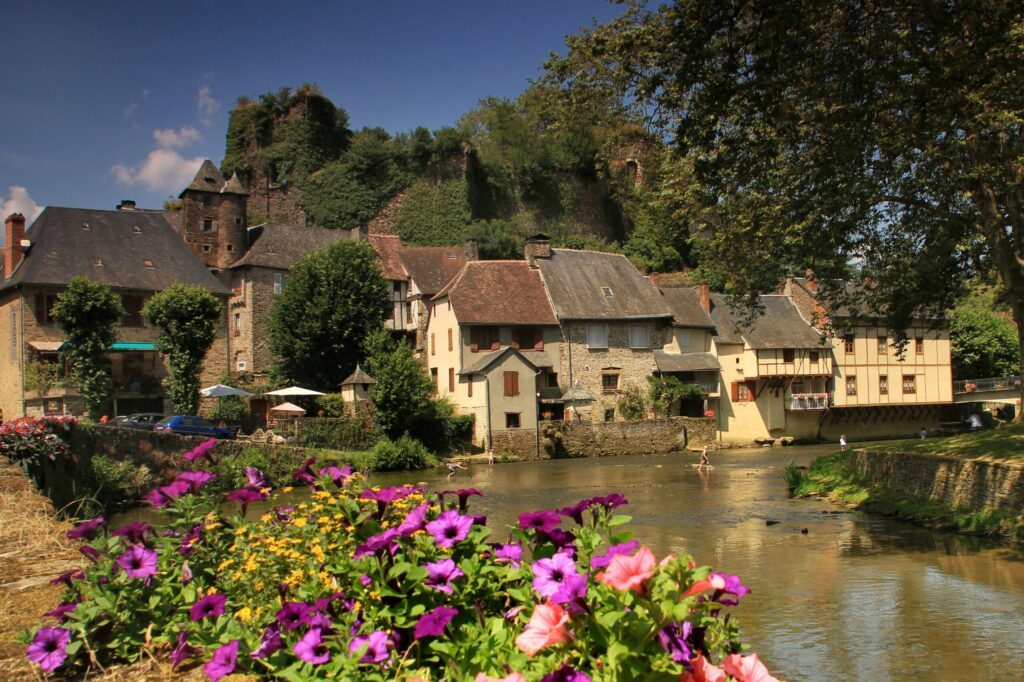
[263,386,326,397]
[200,383,254,398]
[269,401,306,415]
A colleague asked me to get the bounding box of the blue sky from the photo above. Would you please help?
[1,1,624,227]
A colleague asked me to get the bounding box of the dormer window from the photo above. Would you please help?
[446,252,455,259]
[143,259,154,268]
[132,225,141,234]
[92,257,103,267]
[203,176,216,184]
[82,222,91,230]
[602,287,614,297]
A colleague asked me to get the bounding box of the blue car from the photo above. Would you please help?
[154,415,235,439]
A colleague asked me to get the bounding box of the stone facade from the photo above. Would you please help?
[849,450,1024,514]
[247,182,306,227]
[179,183,247,270]
[229,266,282,379]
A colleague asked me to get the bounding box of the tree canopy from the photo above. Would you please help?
[269,240,389,391]
[362,328,434,439]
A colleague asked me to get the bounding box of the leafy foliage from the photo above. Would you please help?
[392,178,473,245]
[616,384,648,420]
[24,359,62,396]
[314,393,346,418]
[90,454,153,508]
[143,285,222,415]
[950,296,1019,379]
[648,375,702,417]
[362,329,434,439]
[370,434,433,471]
[51,278,123,419]
[269,240,389,392]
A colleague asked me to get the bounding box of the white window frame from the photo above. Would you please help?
[629,324,650,349]
[273,272,283,295]
[587,323,608,349]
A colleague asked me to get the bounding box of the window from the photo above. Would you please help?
[587,323,608,349]
[143,258,154,268]
[548,372,558,388]
[879,375,888,395]
[678,329,692,347]
[273,272,283,295]
[225,244,233,252]
[602,287,614,297]
[844,334,855,354]
[34,294,58,325]
[430,368,438,390]
[902,374,916,394]
[202,244,211,253]
[234,217,243,225]
[731,381,755,402]
[393,281,402,293]
[405,301,412,322]
[92,256,103,267]
[448,367,455,392]
[505,413,521,429]
[387,303,394,321]
[448,329,453,352]
[512,326,543,351]
[503,371,519,397]
[431,333,436,356]
[601,372,620,394]
[915,337,924,355]
[877,335,887,354]
[846,375,858,396]
[467,378,473,398]
[629,325,650,349]
[782,349,795,363]
[43,398,63,416]
[202,218,214,232]
[233,313,241,336]
[202,195,211,206]
[469,326,499,352]
[121,295,144,327]
[604,408,615,421]
[810,350,820,363]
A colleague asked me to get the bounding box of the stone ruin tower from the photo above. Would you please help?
[176,160,249,273]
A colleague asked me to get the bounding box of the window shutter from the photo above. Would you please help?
[467,379,473,397]
[469,327,478,352]
[503,371,512,396]
[731,382,739,401]
[511,371,519,396]
[448,368,455,392]
[448,329,453,352]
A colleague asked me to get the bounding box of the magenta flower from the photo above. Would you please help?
[710,572,750,606]
[144,486,176,508]
[414,606,459,640]
[424,558,464,594]
[170,631,197,670]
[517,510,561,534]
[353,528,401,558]
[190,593,226,621]
[349,630,392,665]
[495,544,523,568]
[250,624,283,659]
[557,499,591,525]
[396,502,430,536]
[361,485,422,518]
[276,601,313,631]
[590,540,640,569]
[66,517,105,541]
[244,466,268,488]
[50,568,85,588]
[656,621,693,664]
[116,545,159,579]
[26,626,70,672]
[112,521,155,544]
[318,465,353,486]
[588,493,628,512]
[532,552,588,604]
[80,545,101,563]
[545,527,576,552]
[183,438,217,463]
[292,457,317,485]
[179,524,202,556]
[542,665,592,682]
[175,470,216,493]
[45,601,79,623]
[226,487,267,514]
[426,509,474,548]
[440,487,483,512]
[203,640,238,681]
[294,627,331,665]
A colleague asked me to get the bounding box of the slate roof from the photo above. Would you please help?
[435,261,558,326]
[231,224,352,270]
[660,288,714,328]
[537,249,673,320]
[459,346,540,375]
[709,294,824,349]
[368,234,408,281]
[653,350,721,373]
[401,245,471,296]
[0,207,229,295]
[180,160,224,195]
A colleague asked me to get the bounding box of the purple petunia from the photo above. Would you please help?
[424,558,464,594]
[349,630,392,665]
[413,606,459,640]
[276,601,313,631]
[440,487,483,512]
[318,465,353,486]
[144,486,176,508]
[657,620,693,664]
[353,528,401,558]
[226,486,267,514]
[710,572,750,606]
[532,551,588,604]
[590,540,640,569]
[293,457,317,485]
[26,626,70,672]
[545,527,576,552]
[116,545,159,579]
[250,624,283,659]
[170,630,197,670]
[425,509,474,548]
[183,438,217,463]
[203,640,238,681]
[517,509,562,534]
[66,517,105,541]
[179,524,202,556]
[396,502,430,536]
[45,601,79,623]
[588,493,628,512]
[293,627,331,665]
[175,470,217,494]
[244,466,268,488]
[112,521,155,545]
[494,543,523,568]
[557,499,591,525]
[50,568,85,588]
[189,593,226,622]
[542,664,593,682]
[80,545,101,563]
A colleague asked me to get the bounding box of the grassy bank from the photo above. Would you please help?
[793,451,1024,541]
[873,421,1024,462]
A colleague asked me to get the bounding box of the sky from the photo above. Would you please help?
[0,0,626,228]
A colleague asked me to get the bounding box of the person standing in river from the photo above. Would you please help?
[839,435,847,451]
[698,446,710,469]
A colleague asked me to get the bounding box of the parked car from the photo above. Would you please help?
[116,413,166,431]
[154,415,235,439]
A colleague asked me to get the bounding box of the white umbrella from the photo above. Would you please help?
[263,386,326,396]
[269,401,306,415]
[200,383,254,398]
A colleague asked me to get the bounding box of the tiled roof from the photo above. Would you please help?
[1,207,229,295]
[653,350,721,372]
[660,287,714,328]
[231,224,352,270]
[537,249,673,320]
[460,346,541,375]
[709,294,824,349]
[341,365,376,386]
[401,245,472,296]
[368,234,407,281]
[435,261,558,326]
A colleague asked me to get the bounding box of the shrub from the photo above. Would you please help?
[298,418,379,451]
[90,455,152,508]
[370,435,433,471]
[617,383,648,420]
[315,393,347,417]
[782,460,803,495]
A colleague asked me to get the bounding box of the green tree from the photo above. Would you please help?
[362,328,433,439]
[269,240,389,391]
[547,1,1024,406]
[951,304,1019,379]
[51,278,123,419]
[143,285,222,415]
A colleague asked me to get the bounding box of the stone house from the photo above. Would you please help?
[653,284,721,416]
[0,206,231,419]
[426,260,560,448]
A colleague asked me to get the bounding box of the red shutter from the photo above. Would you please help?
[469,327,479,352]
[448,367,455,392]
[468,379,473,397]
[731,382,740,401]
[503,371,511,396]
[511,371,519,396]
[448,329,453,352]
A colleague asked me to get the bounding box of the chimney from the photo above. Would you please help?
[697,281,710,313]
[5,213,26,277]
[464,239,479,261]
[524,234,552,269]
[117,199,136,211]
[804,268,818,292]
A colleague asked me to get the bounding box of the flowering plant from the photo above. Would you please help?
[24,439,779,681]
[0,416,77,481]
[703,410,716,419]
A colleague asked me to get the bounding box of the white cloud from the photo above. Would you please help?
[1,186,44,224]
[153,126,201,149]
[198,78,219,126]
[112,150,205,192]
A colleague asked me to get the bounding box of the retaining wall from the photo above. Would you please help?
[493,417,716,460]
[850,450,1024,514]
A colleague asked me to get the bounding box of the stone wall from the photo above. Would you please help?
[849,450,1024,514]
[492,417,716,460]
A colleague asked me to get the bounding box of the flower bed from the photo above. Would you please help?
[24,438,780,681]
[0,416,77,485]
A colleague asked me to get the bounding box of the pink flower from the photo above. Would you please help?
[595,546,656,593]
[683,573,727,598]
[722,653,780,682]
[680,653,727,682]
[515,602,571,656]
[475,674,527,682]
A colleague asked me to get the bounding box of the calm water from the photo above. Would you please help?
[118,444,1024,680]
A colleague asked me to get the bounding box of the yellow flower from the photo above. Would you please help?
[292,518,307,528]
[206,587,218,595]
[218,559,235,571]
[282,486,294,493]
[236,606,253,622]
